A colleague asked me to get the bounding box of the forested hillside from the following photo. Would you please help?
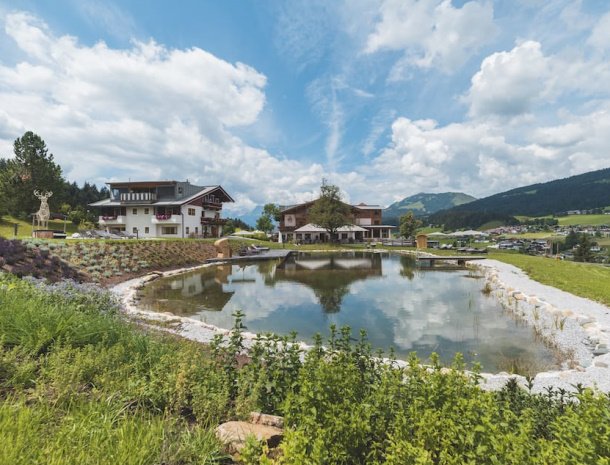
[384,192,476,224]
[430,168,610,229]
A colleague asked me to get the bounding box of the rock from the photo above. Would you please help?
[561,309,574,318]
[593,343,609,356]
[576,315,593,325]
[250,412,284,429]
[216,421,283,453]
[593,360,609,368]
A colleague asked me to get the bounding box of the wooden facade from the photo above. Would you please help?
[279,201,395,243]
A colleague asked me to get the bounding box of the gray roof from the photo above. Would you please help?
[89,182,234,207]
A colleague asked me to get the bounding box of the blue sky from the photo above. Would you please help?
[1,0,610,213]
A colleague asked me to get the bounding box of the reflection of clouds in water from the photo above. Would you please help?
[195,270,317,329]
[351,259,518,351]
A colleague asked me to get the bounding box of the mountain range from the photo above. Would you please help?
[383,192,476,224]
[430,167,610,229]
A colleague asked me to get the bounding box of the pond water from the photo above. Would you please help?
[138,252,560,373]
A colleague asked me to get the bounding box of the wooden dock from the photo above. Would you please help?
[205,249,294,264]
[416,255,487,267]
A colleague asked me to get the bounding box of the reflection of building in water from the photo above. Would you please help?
[275,253,383,313]
[152,265,234,313]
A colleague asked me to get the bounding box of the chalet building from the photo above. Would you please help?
[279,201,395,243]
[89,181,234,238]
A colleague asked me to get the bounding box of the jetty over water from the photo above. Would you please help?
[206,249,294,264]
[415,256,487,267]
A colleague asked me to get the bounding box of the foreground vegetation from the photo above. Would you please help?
[1,274,609,464]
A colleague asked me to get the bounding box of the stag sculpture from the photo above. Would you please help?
[33,190,53,230]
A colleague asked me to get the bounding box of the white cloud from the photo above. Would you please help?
[587,10,610,51]
[350,106,610,205]
[0,11,327,213]
[365,0,497,74]
[465,41,550,118]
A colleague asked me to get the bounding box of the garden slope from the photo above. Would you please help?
[0,238,216,285]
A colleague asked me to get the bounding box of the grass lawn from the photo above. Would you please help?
[516,214,610,226]
[0,215,78,238]
[557,214,610,226]
[488,250,610,306]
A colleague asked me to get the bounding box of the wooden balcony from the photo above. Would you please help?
[202,200,222,210]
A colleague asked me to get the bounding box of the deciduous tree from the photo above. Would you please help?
[399,212,422,240]
[256,214,274,234]
[308,180,351,242]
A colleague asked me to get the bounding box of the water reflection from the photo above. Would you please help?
[275,253,382,312]
[138,252,560,373]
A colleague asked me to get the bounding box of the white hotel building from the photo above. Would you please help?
[90,181,234,238]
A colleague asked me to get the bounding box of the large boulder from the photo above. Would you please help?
[215,421,283,453]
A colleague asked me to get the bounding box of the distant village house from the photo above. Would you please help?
[90,181,234,238]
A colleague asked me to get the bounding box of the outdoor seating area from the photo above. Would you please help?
[238,244,271,256]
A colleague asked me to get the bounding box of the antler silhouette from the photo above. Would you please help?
[33,190,53,199]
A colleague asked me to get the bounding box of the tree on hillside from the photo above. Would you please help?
[399,212,423,240]
[262,203,282,222]
[256,214,274,234]
[0,132,65,219]
[562,230,579,251]
[574,234,594,262]
[255,203,281,234]
[308,179,351,242]
[223,218,252,236]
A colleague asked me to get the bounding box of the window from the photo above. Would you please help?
[195,227,198,234]
[162,226,177,235]
[132,227,137,233]
[132,208,137,215]
[144,208,149,214]
[144,227,149,234]
[186,227,190,234]
[188,208,196,216]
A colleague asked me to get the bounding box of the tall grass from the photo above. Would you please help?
[0,398,224,465]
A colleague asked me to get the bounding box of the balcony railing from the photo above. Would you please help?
[99,215,125,225]
[202,200,222,209]
[119,192,157,203]
[201,217,227,225]
[152,214,180,224]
